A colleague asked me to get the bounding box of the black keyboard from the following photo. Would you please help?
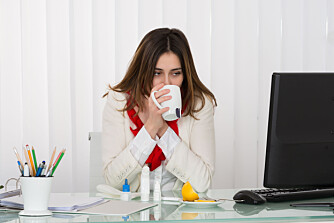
[252,188,334,202]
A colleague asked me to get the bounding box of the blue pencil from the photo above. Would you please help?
[17,161,23,176]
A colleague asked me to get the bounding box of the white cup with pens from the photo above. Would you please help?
[19,177,53,216]
[13,146,66,216]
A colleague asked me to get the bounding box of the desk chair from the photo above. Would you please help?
[88,132,105,193]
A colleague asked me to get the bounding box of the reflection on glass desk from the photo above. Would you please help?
[1,189,334,222]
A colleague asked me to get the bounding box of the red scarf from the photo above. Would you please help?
[127,108,179,171]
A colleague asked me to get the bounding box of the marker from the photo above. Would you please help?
[24,162,29,177]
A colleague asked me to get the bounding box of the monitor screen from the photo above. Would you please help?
[264,73,334,188]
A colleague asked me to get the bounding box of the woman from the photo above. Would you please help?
[102,28,216,192]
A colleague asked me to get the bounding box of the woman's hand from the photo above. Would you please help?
[145,83,171,139]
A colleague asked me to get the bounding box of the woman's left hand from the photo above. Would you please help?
[145,83,171,139]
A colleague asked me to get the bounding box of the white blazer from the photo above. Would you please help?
[102,90,216,192]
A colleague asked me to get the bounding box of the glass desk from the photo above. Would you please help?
[1,189,334,222]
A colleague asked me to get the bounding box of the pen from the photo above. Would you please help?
[290,202,334,207]
[23,146,33,176]
[17,161,24,176]
[13,147,24,173]
[51,149,66,177]
[31,146,38,173]
[41,164,47,176]
[36,161,45,177]
[46,168,51,177]
[24,162,29,177]
[47,147,56,173]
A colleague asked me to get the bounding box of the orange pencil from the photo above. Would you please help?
[23,146,33,176]
[26,145,36,176]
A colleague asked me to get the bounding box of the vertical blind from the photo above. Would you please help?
[0,0,333,192]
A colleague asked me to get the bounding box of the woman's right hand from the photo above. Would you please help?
[145,83,171,139]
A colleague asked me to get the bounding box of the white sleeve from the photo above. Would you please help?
[165,96,216,192]
[157,127,181,160]
[102,91,143,191]
[130,126,157,166]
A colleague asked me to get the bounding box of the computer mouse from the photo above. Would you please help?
[233,190,266,205]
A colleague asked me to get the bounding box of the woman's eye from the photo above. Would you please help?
[172,72,181,76]
[154,72,161,76]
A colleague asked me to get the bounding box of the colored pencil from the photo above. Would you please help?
[31,146,38,172]
[13,147,23,172]
[51,149,66,176]
[26,145,36,176]
[23,146,33,176]
[47,147,56,173]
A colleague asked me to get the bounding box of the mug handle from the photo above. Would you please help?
[151,91,163,109]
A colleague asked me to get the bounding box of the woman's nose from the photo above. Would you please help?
[164,74,171,85]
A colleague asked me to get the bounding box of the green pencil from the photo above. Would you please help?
[32,146,38,172]
[51,150,65,176]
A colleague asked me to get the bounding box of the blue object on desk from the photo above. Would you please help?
[122,215,129,221]
[123,179,130,192]
[36,161,45,177]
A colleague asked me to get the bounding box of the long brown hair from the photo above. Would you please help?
[105,28,216,118]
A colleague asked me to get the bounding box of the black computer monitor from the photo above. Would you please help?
[264,73,334,188]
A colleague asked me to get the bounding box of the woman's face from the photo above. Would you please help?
[152,52,184,88]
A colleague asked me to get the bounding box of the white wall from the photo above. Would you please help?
[0,0,333,192]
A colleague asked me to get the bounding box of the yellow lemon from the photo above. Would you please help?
[182,181,199,201]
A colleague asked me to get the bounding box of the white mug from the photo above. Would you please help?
[151,85,182,121]
[19,177,53,216]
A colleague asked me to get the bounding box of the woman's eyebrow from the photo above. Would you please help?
[154,67,182,71]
